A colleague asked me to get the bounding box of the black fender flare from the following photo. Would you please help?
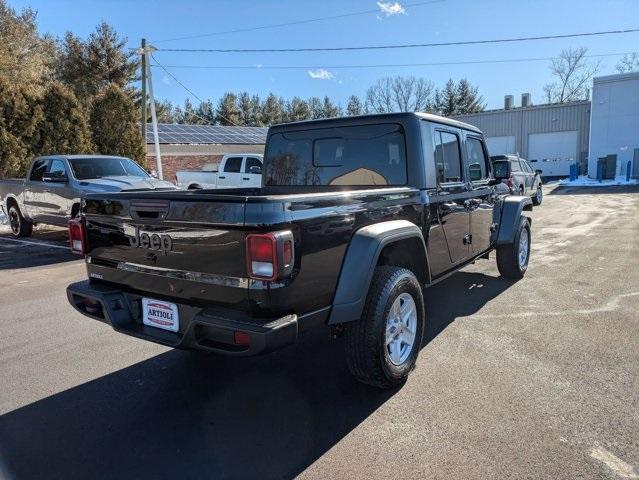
[328,219,429,325]
[496,196,533,245]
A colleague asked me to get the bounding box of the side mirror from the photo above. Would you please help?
[249,165,262,174]
[43,175,68,183]
[492,161,510,181]
[535,169,543,175]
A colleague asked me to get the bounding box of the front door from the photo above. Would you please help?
[23,158,49,221]
[464,135,496,254]
[433,129,470,267]
[41,158,73,224]
[243,156,262,188]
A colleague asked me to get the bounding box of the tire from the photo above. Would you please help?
[8,204,33,238]
[532,185,543,206]
[344,266,425,389]
[496,216,531,279]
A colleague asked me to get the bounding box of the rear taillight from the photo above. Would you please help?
[246,231,294,281]
[68,218,86,255]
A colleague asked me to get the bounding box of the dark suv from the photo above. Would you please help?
[491,155,543,206]
[67,112,533,389]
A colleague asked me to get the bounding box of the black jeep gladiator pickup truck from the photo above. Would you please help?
[67,112,532,388]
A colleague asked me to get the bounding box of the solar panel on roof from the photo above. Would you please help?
[142,123,267,145]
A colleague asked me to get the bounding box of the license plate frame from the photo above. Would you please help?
[142,298,179,332]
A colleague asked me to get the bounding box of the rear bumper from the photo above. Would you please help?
[67,280,298,356]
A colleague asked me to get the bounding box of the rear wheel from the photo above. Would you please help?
[532,186,543,206]
[496,216,530,279]
[8,204,33,238]
[344,266,425,389]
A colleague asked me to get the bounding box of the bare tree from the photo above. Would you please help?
[365,75,434,113]
[543,48,600,103]
[616,53,639,73]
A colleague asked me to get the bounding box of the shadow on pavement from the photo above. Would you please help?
[0,228,77,270]
[549,184,639,195]
[0,271,514,480]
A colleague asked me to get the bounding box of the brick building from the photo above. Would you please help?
[144,124,267,182]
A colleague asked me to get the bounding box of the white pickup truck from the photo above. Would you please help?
[175,154,263,190]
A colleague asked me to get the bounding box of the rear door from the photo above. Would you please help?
[243,156,262,188]
[432,128,471,266]
[24,159,49,220]
[510,159,525,194]
[463,134,496,254]
[217,156,243,188]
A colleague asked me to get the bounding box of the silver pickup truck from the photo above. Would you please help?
[0,155,176,237]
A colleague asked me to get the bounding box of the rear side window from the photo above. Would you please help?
[465,137,489,181]
[511,160,522,172]
[29,160,48,181]
[224,157,243,173]
[263,124,407,186]
[434,131,462,183]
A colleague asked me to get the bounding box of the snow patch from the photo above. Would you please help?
[559,175,638,187]
[0,209,9,233]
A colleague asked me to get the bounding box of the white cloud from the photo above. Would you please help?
[307,69,334,80]
[376,1,406,16]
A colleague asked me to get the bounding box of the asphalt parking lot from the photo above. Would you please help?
[1,185,638,480]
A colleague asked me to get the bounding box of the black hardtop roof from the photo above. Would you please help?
[267,111,482,134]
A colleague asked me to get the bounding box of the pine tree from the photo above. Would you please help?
[287,97,311,122]
[195,99,215,124]
[178,99,198,124]
[322,96,341,118]
[346,95,364,116]
[455,79,485,114]
[57,22,138,103]
[0,79,42,177]
[433,79,458,117]
[90,83,145,164]
[307,97,324,119]
[216,92,241,126]
[261,93,283,125]
[35,81,93,155]
[0,0,56,95]
[249,94,263,126]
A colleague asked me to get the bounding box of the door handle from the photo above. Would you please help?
[242,177,250,181]
[218,176,226,179]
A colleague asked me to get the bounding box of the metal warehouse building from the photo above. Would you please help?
[454,97,591,177]
[144,123,267,181]
[589,71,639,179]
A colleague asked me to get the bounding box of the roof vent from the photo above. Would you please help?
[521,93,531,108]
[504,95,514,110]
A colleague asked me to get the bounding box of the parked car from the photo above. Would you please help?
[175,154,263,190]
[490,155,543,205]
[67,113,533,389]
[0,155,176,237]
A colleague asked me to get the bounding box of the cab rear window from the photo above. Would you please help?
[263,124,407,187]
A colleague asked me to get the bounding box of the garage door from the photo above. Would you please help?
[486,136,516,156]
[528,131,578,176]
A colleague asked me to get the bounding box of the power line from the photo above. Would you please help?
[150,51,632,71]
[151,53,241,126]
[155,28,639,53]
[151,0,445,43]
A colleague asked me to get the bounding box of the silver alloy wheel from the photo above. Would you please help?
[536,187,543,203]
[518,227,530,269]
[9,207,20,234]
[385,292,417,366]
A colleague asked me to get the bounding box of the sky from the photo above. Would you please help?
[9,0,639,109]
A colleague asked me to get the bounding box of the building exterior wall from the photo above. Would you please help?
[588,72,639,178]
[145,144,265,182]
[454,101,591,175]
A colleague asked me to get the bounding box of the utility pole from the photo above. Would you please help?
[136,42,163,179]
[141,38,147,146]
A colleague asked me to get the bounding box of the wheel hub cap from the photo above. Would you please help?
[385,293,417,366]
[9,210,19,233]
[518,229,529,268]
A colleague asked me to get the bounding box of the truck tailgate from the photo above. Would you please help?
[83,191,249,309]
